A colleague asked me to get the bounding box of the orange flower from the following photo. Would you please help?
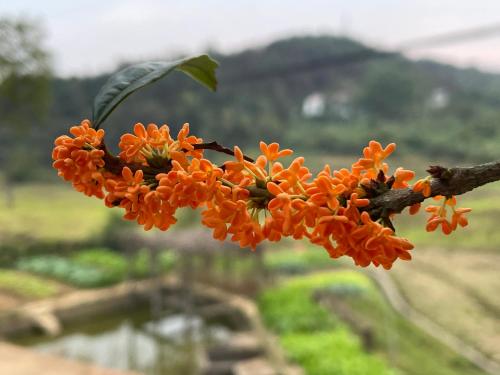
[119,122,202,166]
[54,124,468,270]
[52,120,106,198]
[352,141,396,179]
[413,177,432,197]
[156,158,223,209]
[409,203,421,215]
[424,195,470,235]
[451,207,471,230]
[259,141,293,162]
[393,167,415,189]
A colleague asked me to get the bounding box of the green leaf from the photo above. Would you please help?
[92,54,218,128]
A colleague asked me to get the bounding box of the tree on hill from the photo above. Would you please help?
[0,17,51,203]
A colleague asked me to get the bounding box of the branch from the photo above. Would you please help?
[100,140,254,177]
[100,143,165,176]
[193,141,255,162]
[367,161,500,218]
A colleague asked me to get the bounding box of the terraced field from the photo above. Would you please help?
[390,248,500,363]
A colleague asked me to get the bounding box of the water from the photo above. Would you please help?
[14,307,232,375]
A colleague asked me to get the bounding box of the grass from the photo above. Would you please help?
[281,330,393,375]
[390,249,500,362]
[259,270,488,375]
[258,271,394,375]
[0,270,61,299]
[0,183,110,242]
[330,273,488,375]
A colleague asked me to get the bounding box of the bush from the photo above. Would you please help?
[258,271,393,374]
[281,330,394,375]
[16,255,119,288]
[16,249,177,288]
[129,249,176,278]
[264,247,341,275]
[258,276,336,333]
[73,248,127,281]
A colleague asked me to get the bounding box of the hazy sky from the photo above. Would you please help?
[2,0,500,77]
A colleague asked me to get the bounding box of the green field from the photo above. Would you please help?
[259,271,486,375]
[390,249,500,362]
[0,270,63,299]
[0,183,110,242]
[3,180,500,248]
[1,182,499,374]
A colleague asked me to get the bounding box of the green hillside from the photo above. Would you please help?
[3,35,500,181]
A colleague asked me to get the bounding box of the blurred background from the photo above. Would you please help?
[0,1,499,374]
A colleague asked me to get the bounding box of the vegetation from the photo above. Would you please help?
[1,30,498,374]
[264,244,346,274]
[0,17,51,182]
[15,249,176,288]
[72,248,128,281]
[259,271,487,375]
[0,184,109,242]
[4,35,500,181]
[258,271,394,375]
[16,255,116,288]
[333,272,487,375]
[390,249,500,361]
[0,270,61,299]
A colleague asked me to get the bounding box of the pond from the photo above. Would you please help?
[14,307,233,375]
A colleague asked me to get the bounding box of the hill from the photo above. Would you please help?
[3,35,500,180]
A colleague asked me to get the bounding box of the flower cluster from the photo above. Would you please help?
[52,120,106,198]
[53,120,471,269]
[424,196,471,234]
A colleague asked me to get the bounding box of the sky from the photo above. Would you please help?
[2,0,500,77]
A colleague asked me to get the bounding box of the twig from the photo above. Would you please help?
[193,141,255,162]
[367,161,500,219]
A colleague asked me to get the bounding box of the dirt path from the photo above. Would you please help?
[0,342,140,375]
[368,268,500,375]
[0,292,22,311]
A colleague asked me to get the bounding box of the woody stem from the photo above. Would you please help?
[367,161,500,220]
[192,141,255,162]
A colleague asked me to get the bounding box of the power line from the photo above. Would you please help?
[221,49,396,84]
[220,21,500,85]
[398,22,500,50]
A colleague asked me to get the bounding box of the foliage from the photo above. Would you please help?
[334,273,487,375]
[6,35,500,179]
[72,248,128,281]
[281,331,394,375]
[259,271,371,333]
[0,17,51,126]
[0,17,51,182]
[260,270,487,375]
[356,60,426,120]
[15,248,177,288]
[92,55,218,127]
[264,246,343,275]
[131,249,176,278]
[16,255,115,288]
[258,271,393,374]
[0,269,60,298]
